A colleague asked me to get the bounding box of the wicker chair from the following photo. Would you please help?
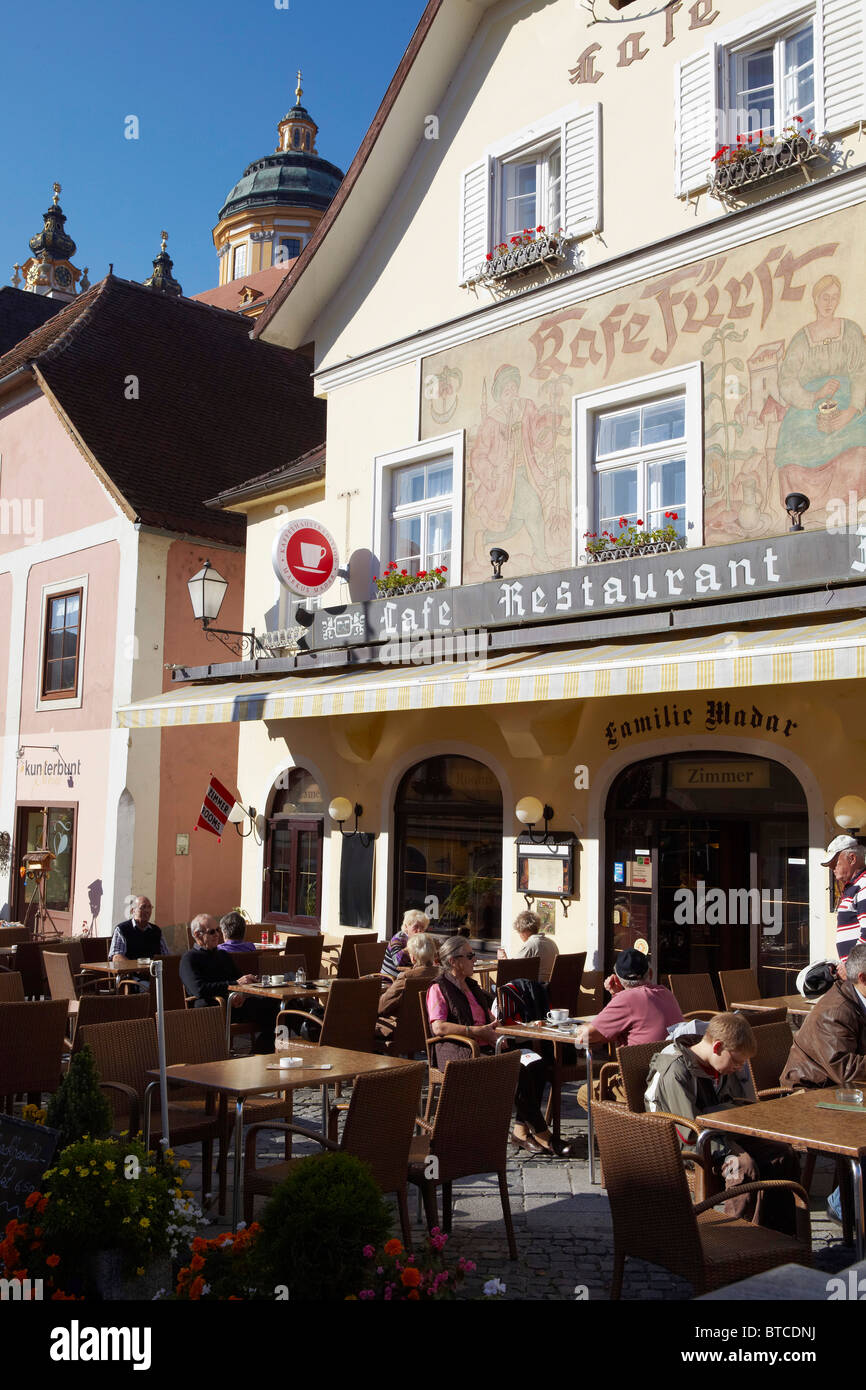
[242,1062,425,1237]
[0,1000,68,1110]
[748,1020,797,1098]
[409,1051,521,1259]
[43,949,104,1005]
[577,970,605,1015]
[72,992,151,1049]
[593,1100,811,1296]
[354,940,387,978]
[0,925,30,946]
[377,976,430,1058]
[719,968,761,1010]
[327,933,378,979]
[280,934,324,978]
[493,956,540,993]
[80,937,110,964]
[418,989,480,1123]
[666,973,720,1020]
[739,1006,789,1028]
[547,952,587,1012]
[79,1016,224,1204]
[0,971,25,1002]
[13,943,47,999]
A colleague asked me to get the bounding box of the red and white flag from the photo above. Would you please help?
[195,775,236,841]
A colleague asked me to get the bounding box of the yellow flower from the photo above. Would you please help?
[136,1267,145,1277]
[139,1218,150,1228]
[103,1161,116,1172]
[122,1217,131,1225]
[60,1169,70,1177]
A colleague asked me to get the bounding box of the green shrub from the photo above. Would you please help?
[252,1151,391,1300]
[46,1044,112,1147]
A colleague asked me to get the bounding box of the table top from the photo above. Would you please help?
[496,1018,595,1045]
[147,1045,413,1097]
[731,994,814,1016]
[82,960,150,975]
[229,979,331,1001]
[700,1087,866,1158]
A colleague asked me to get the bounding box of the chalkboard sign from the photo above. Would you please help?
[0,1114,60,1221]
[339,833,376,929]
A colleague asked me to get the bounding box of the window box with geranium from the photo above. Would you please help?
[374,562,447,597]
[710,119,830,199]
[583,514,684,563]
[467,227,570,288]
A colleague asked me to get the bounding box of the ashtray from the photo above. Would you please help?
[835,1088,864,1106]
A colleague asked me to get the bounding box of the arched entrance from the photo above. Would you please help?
[262,768,324,930]
[393,755,502,944]
[604,751,809,994]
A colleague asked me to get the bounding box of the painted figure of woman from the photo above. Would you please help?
[776,275,866,510]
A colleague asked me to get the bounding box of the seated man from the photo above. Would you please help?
[217,911,257,953]
[497,909,559,983]
[646,1012,797,1230]
[382,909,430,979]
[376,932,440,1038]
[573,948,683,1049]
[782,940,866,1227]
[109,896,168,988]
[180,913,278,1054]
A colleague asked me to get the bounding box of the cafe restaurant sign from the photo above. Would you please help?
[312,530,866,651]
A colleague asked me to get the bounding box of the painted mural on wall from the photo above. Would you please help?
[421,205,866,584]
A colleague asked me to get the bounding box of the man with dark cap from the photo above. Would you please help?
[573,947,683,1049]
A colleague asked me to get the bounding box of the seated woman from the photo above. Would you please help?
[382,909,430,979]
[376,932,440,1038]
[427,935,574,1156]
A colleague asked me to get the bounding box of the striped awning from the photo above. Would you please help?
[116,617,866,729]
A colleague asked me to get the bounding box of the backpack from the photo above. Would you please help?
[498,978,550,1023]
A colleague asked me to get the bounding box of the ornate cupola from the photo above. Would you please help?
[11,184,88,301]
[143,230,184,296]
[276,71,319,154]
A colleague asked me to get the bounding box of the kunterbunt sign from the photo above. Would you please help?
[312,531,866,650]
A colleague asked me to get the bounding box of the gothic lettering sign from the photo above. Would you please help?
[570,1,720,83]
[603,699,798,750]
[311,530,865,650]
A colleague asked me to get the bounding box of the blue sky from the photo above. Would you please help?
[2,0,425,297]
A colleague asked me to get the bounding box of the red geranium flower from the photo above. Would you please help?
[485,253,493,262]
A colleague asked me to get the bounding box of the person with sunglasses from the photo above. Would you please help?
[427,934,572,1155]
[180,913,278,1054]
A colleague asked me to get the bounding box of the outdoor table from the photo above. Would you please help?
[731,994,815,1021]
[147,1046,414,1229]
[495,1018,599,1181]
[77,960,152,990]
[472,954,499,989]
[696,1088,866,1259]
[225,978,332,1051]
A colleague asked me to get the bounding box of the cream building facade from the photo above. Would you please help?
[124,0,866,988]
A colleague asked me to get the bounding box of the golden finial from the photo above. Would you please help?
[295,69,303,105]
[160,230,168,252]
[52,182,61,205]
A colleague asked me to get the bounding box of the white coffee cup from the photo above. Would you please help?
[547,1008,569,1024]
[270,974,285,986]
[299,542,327,568]
[280,1056,303,1068]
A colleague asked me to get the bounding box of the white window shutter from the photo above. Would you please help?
[674,45,717,196]
[459,158,490,284]
[818,0,866,133]
[562,104,601,238]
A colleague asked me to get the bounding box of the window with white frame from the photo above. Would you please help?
[390,456,453,578]
[499,141,562,242]
[726,15,815,142]
[232,243,248,279]
[573,366,703,560]
[373,433,465,588]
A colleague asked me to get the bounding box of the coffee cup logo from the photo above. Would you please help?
[299,542,327,570]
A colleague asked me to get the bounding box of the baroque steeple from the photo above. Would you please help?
[143,230,183,296]
[11,183,86,301]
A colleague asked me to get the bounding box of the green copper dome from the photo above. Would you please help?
[219,150,343,221]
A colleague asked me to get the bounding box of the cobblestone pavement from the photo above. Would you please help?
[175,1081,855,1302]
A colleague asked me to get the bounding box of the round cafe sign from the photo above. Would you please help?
[272,518,340,598]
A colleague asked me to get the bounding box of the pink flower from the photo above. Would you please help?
[362,1245,374,1258]
[358,1290,375,1300]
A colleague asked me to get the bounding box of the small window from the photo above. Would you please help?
[390,457,453,578]
[593,396,688,541]
[499,142,562,241]
[728,19,815,140]
[232,244,248,278]
[293,128,301,148]
[280,237,302,260]
[41,589,82,699]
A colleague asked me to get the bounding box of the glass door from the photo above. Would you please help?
[14,805,76,933]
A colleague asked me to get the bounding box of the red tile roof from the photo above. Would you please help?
[0,276,325,545]
[191,263,295,314]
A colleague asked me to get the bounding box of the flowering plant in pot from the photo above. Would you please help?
[374,561,447,596]
[350,1229,478,1301]
[710,117,826,193]
[0,1199,79,1301]
[583,513,682,561]
[476,225,568,284]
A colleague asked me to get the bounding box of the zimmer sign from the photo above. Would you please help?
[312,531,865,650]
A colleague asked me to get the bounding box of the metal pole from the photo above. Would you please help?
[150,959,170,1151]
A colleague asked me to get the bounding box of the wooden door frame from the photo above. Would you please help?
[13,801,78,933]
[262,815,323,929]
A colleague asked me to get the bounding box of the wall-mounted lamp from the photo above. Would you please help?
[227,802,258,838]
[187,559,265,658]
[329,797,373,847]
[784,493,810,531]
[490,547,509,579]
[515,796,554,845]
[833,795,866,832]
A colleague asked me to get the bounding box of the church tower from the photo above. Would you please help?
[203,72,343,315]
[11,184,89,302]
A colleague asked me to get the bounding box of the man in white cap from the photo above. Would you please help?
[822,834,866,969]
